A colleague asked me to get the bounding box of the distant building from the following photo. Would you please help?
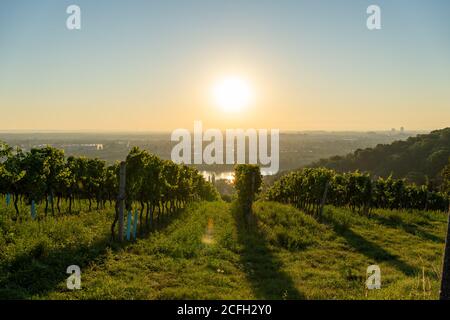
[400,127,405,133]
[63,144,104,151]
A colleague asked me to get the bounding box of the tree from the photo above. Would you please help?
[142,154,162,228]
[85,158,106,210]
[39,146,66,215]
[2,148,26,218]
[234,164,262,222]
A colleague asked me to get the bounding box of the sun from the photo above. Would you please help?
[212,76,254,112]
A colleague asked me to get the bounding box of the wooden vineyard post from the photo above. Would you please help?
[247,172,256,226]
[319,181,329,217]
[440,207,450,300]
[118,161,126,242]
[31,200,36,220]
[363,180,372,216]
[133,209,138,240]
[6,193,11,207]
[126,210,132,241]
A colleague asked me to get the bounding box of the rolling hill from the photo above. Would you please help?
[311,128,450,186]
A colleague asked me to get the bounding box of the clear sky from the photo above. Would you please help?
[0,0,449,132]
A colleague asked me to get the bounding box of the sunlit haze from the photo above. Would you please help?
[0,0,449,132]
[212,76,254,113]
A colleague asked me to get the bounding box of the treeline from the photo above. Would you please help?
[0,142,218,221]
[234,164,262,218]
[311,128,450,186]
[265,168,449,214]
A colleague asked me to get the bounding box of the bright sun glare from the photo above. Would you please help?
[212,77,254,112]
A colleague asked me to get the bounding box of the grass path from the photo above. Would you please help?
[46,202,257,299]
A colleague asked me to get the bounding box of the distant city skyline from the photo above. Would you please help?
[1,0,449,131]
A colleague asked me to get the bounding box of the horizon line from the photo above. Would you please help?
[0,129,434,134]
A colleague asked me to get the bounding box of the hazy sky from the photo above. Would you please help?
[0,0,449,132]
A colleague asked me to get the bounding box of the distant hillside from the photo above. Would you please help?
[311,128,450,186]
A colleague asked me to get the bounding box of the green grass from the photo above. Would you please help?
[0,199,447,299]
